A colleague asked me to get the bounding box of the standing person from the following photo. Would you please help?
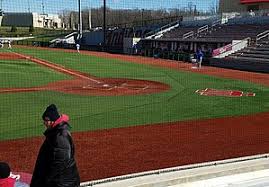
[8,40,12,49]
[76,43,80,53]
[0,41,3,49]
[196,49,204,69]
[30,104,80,187]
[190,53,197,69]
[133,43,138,55]
[0,162,29,187]
[249,9,255,17]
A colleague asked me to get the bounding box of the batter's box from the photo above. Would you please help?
[196,88,256,97]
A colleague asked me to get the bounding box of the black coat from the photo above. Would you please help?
[30,122,80,187]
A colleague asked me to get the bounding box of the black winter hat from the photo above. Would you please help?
[0,162,11,179]
[42,104,60,121]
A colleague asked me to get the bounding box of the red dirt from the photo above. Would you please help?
[1,47,269,182]
[196,88,255,97]
[0,52,25,60]
[0,52,169,96]
[82,50,269,87]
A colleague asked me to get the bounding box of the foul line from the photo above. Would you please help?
[11,52,101,84]
[0,87,44,93]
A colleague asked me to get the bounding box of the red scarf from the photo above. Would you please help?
[51,114,69,128]
[0,177,15,187]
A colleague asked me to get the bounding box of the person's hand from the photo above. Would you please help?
[10,172,20,180]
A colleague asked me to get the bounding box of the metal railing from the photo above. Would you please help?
[212,19,222,27]
[183,21,219,39]
[197,25,209,36]
[182,31,194,39]
[256,30,269,44]
[145,19,181,39]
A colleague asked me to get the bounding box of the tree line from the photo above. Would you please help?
[59,7,217,30]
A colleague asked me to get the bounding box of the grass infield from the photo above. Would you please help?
[0,47,268,141]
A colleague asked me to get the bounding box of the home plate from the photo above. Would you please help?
[103,84,110,87]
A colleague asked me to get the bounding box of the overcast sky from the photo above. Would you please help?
[3,0,218,14]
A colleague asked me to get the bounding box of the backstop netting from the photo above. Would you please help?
[1,0,269,186]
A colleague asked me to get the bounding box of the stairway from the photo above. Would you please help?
[228,39,269,63]
[210,39,269,73]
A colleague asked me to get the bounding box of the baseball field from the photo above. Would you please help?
[0,46,269,182]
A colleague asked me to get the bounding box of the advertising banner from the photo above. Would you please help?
[241,0,269,3]
[212,44,232,57]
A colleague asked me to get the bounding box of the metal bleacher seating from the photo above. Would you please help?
[198,24,269,43]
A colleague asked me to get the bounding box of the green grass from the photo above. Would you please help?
[0,47,268,141]
[0,26,71,37]
[0,59,70,87]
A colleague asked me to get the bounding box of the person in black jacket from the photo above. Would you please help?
[30,104,80,187]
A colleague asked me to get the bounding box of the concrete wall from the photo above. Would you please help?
[32,13,43,28]
[81,30,104,45]
[32,13,62,28]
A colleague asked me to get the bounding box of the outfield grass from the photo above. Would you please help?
[0,47,268,141]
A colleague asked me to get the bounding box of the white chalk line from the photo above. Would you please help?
[11,52,101,84]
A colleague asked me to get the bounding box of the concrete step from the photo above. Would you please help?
[257,41,269,45]
[239,49,269,55]
[228,55,269,62]
[257,43,269,47]
[244,47,269,51]
[210,57,269,73]
[233,53,269,59]
[80,154,269,187]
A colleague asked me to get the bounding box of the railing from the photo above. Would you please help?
[213,37,251,58]
[65,32,77,39]
[256,30,269,44]
[197,25,209,36]
[145,19,181,39]
[49,32,77,43]
[182,31,194,39]
[183,20,221,39]
[212,19,222,27]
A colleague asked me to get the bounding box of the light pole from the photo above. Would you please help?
[141,9,144,27]
[27,0,31,13]
[103,0,106,48]
[42,0,45,14]
[0,0,3,16]
[78,0,82,41]
[215,0,218,14]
